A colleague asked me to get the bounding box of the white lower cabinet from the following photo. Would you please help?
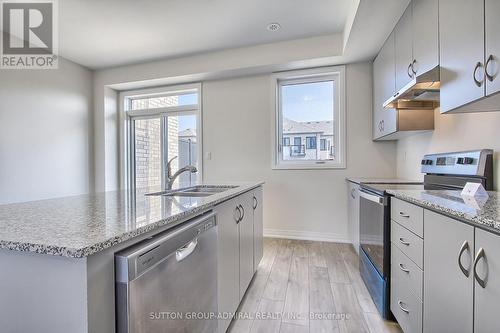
[347,181,360,254]
[390,202,500,333]
[474,228,500,332]
[423,210,474,333]
[215,197,241,333]
[215,186,263,333]
[252,186,263,271]
[391,218,423,333]
[238,191,255,298]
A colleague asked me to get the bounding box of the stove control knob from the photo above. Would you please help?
[457,157,464,165]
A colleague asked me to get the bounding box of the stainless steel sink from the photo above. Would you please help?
[145,185,237,198]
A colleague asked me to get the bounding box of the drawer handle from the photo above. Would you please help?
[473,247,487,288]
[399,263,410,273]
[398,300,410,314]
[458,240,471,278]
[399,238,410,246]
[399,212,410,218]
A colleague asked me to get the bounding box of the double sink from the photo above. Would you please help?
[146,185,237,198]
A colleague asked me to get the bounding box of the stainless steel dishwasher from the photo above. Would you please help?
[115,211,218,333]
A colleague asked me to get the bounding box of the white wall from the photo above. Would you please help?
[0,58,93,204]
[203,62,397,241]
[397,109,500,190]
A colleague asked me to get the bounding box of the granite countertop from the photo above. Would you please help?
[387,189,500,234]
[346,177,422,185]
[0,182,263,258]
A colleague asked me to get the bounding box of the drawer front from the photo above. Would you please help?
[391,273,423,333]
[392,198,424,237]
[391,221,423,269]
[391,243,423,301]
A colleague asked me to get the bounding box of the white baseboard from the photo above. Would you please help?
[263,228,351,243]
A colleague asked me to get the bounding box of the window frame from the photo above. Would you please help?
[271,66,346,169]
[119,83,203,190]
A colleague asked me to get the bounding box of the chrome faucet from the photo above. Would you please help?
[165,156,198,190]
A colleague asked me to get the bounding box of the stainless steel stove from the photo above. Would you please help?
[358,149,493,319]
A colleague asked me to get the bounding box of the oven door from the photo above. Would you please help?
[359,189,387,277]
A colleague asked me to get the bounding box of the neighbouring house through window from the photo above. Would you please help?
[272,66,346,169]
[121,84,202,190]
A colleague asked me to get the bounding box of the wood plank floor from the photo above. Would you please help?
[228,238,402,333]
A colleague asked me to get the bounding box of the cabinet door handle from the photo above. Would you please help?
[399,263,410,273]
[473,62,485,87]
[253,196,258,210]
[411,59,417,75]
[239,204,245,221]
[399,212,410,218]
[398,300,410,314]
[458,240,471,277]
[381,120,384,132]
[399,238,410,246]
[473,247,487,288]
[485,54,495,82]
[235,206,242,223]
[407,63,413,78]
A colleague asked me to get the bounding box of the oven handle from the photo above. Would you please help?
[359,190,385,205]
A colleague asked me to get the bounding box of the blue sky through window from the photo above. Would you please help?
[178,93,198,131]
[282,81,334,122]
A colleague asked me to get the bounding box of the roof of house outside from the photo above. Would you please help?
[283,118,333,136]
[179,128,196,137]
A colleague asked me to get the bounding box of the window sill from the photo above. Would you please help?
[272,162,346,170]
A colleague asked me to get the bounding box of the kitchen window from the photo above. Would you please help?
[120,84,202,190]
[272,66,346,169]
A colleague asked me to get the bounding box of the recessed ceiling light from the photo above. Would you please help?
[267,23,281,32]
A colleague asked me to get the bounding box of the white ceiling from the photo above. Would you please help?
[60,0,352,69]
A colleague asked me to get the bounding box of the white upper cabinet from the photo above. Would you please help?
[412,0,439,76]
[439,0,485,113]
[395,5,414,92]
[485,0,500,97]
[373,32,397,140]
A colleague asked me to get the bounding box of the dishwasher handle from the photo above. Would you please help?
[359,190,386,205]
[176,238,198,262]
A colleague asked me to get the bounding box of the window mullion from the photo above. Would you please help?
[163,115,170,191]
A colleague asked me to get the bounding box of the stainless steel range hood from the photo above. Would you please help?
[383,66,440,110]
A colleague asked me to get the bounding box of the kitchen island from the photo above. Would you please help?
[0,182,263,333]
